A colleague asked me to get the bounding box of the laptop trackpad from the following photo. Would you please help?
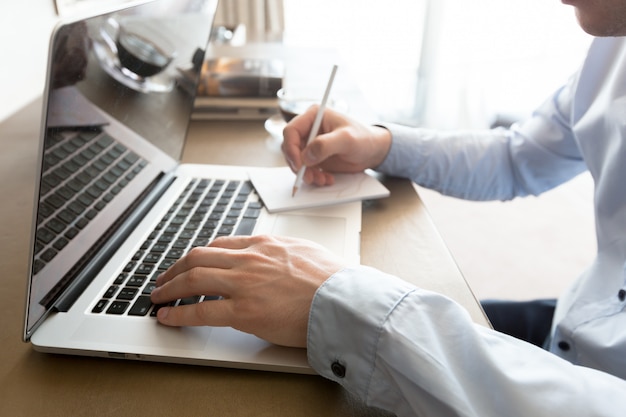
[271,214,346,257]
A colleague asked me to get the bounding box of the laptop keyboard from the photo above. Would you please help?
[91,177,262,317]
[34,128,147,275]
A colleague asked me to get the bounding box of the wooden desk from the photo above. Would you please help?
[0,98,487,417]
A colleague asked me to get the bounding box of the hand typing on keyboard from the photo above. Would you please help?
[150,234,345,348]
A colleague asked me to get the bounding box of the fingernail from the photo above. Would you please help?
[287,158,297,172]
[158,306,169,320]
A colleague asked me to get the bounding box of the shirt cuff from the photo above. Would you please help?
[306,265,416,403]
[374,122,430,178]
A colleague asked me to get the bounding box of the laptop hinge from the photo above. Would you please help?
[52,173,176,313]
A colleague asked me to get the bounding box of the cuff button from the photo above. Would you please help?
[331,361,346,378]
[557,341,571,351]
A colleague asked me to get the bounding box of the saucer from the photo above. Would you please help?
[264,114,286,152]
[93,39,175,94]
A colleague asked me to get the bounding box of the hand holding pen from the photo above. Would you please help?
[282,73,392,191]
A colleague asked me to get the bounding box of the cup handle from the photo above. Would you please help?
[100,17,120,53]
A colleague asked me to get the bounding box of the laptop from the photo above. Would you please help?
[22,0,362,375]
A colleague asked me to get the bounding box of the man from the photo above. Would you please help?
[151,1,626,415]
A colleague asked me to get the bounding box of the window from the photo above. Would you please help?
[283,0,427,124]
[283,0,592,128]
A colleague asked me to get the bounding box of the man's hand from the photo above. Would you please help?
[281,106,392,187]
[150,235,346,348]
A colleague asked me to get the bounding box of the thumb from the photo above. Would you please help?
[302,128,352,167]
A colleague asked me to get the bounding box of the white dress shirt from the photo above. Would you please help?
[306,36,626,416]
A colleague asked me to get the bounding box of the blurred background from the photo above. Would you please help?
[1,0,593,127]
[1,0,596,300]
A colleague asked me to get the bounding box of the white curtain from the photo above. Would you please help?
[214,0,284,42]
[420,0,591,129]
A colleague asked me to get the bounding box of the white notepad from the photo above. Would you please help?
[249,166,390,213]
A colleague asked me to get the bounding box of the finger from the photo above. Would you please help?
[160,243,251,286]
[282,107,324,172]
[287,106,320,145]
[302,127,353,168]
[281,137,300,173]
[151,265,234,305]
[157,235,269,288]
[303,167,335,187]
[156,298,234,327]
[282,127,306,173]
[154,245,232,286]
[207,234,259,250]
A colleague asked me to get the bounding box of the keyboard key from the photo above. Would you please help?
[150,303,170,317]
[103,285,118,299]
[135,263,155,275]
[165,248,185,259]
[57,209,76,224]
[53,237,69,251]
[45,194,65,209]
[128,296,153,316]
[179,296,201,305]
[235,218,256,236]
[142,282,157,295]
[159,259,175,270]
[36,227,56,244]
[64,227,79,240]
[92,299,109,313]
[47,218,66,234]
[244,207,261,218]
[106,301,130,315]
[117,287,139,300]
[123,262,136,273]
[40,248,58,263]
[38,202,56,220]
[114,273,127,285]
[217,225,234,235]
[144,253,161,263]
[33,260,45,274]
[222,218,237,226]
[127,276,147,287]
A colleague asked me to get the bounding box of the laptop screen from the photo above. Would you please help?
[25,0,216,337]
[47,0,215,158]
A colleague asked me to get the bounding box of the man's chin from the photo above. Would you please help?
[575,8,626,37]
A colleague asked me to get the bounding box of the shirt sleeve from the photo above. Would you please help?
[307,266,626,417]
[375,79,587,201]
